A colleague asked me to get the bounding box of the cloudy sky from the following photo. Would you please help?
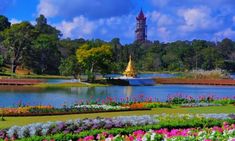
[1,0,235,44]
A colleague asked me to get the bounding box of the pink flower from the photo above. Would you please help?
[102,132,108,137]
[129,135,134,141]
[83,135,94,141]
[133,130,145,137]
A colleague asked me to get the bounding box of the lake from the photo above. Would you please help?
[0,84,234,107]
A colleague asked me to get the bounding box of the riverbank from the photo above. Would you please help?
[0,105,234,129]
[155,78,235,86]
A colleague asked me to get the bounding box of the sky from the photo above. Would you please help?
[0,0,235,44]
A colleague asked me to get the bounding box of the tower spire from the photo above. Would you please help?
[135,9,147,42]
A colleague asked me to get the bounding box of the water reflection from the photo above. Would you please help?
[124,86,132,97]
[0,85,235,108]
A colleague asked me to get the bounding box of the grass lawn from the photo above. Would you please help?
[0,105,234,129]
[33,82,108,88]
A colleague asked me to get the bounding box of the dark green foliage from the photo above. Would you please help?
[0,55,4,71]
[30,34,61,74]
[35,14,61,37]
[59,55,80,78]
[1,22,37,73]
[0,15,10,32]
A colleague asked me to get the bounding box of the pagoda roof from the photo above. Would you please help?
[123,55,137,78]
[136,9,146,20]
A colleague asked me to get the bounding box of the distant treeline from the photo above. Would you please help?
[0,14,235,78]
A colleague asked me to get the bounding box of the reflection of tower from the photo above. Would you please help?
[124,86,132,97]
[135,9,147,42]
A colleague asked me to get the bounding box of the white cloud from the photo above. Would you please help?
[37,0,59,17]
[148,11,173,27]
[178,7,219,32]
[56,16,95,38]
[37,0,133,19]
[157,27,170,41]
[214,28,235,40]
[55,14,135,42]
[10,18,21,24]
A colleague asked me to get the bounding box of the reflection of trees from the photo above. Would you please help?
[68,87,109,102]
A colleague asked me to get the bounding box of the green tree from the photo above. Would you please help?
[201,47,224,70]
[218,38,235,59]
[59,55,80,79]
[0,55,4,71]
[31,34,61,74]
[0,15,10,32]
[76,42,112,81]
[35,14,61,37]
[1,22,36,73]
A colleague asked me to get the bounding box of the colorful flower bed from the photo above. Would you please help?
[167,94,235,105]
[181,103,222,107]
[0,114,234,140]
[0,104,149,116]
[75,123,235,141]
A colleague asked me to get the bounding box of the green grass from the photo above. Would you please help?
[0,105,234,129]
[0,71,71,79]
[33,82,108,88]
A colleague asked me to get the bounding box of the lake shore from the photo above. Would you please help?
[155,78,235,86]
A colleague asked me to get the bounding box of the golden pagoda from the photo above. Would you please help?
[123,55,137,78]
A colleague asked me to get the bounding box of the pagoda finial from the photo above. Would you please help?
[123,55,137,78]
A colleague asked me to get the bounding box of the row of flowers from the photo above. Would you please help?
[167,94,235,105]
[74,105,128,110]
[0,104,145,116]
[75,123,235,141]
[1,114,234,140]
[0,106,53,115]
[181,102,222,107]
[0,115,156,139]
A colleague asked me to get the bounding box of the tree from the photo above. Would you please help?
[35,14,61,37]
[30,34,61,74]
[218,38,235,59]
[0,15,10,32]
[0,55,4,71]
[76,42,112,81]
[200,47,224,70]
[59,55,80,79]
[1,22,36,73]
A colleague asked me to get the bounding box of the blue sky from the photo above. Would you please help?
[0,0,235,44]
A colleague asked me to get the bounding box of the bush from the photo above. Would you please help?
[186,69,229,79]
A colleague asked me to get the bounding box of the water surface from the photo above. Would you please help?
[0,84,234,108]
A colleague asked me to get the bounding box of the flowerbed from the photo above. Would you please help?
[181,102,222,107]
[0,104,151,116]
[0,106,53,115]
[0,114,234,140]
[75,123,235,141]
[167,94,235,105]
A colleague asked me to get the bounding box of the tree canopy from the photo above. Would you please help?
[0,14,235,76]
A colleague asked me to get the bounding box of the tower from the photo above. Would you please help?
[135,9,147,42]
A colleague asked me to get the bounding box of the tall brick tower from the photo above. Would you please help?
[135,9,147,42]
